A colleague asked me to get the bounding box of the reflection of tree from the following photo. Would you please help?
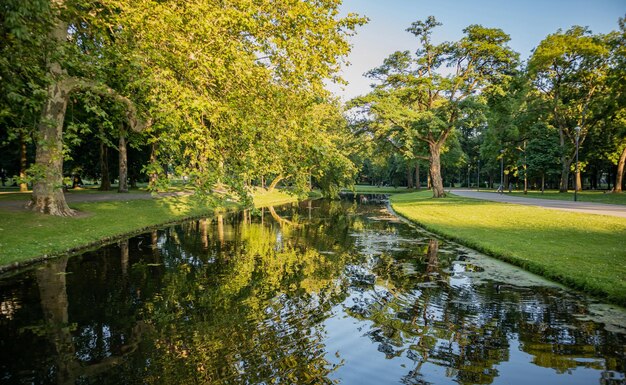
[3,198,624,384]
[35,256,148,385]
[131,200,359,384]
[343,231,626,385]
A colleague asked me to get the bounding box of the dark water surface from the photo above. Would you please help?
[1,197,625,385]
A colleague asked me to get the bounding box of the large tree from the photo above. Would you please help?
[528,26,610,193]
[352,16,518,197]
[11,0,364,215]
[19,0,147,216]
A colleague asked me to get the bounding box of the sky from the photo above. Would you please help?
[328,0,625,101]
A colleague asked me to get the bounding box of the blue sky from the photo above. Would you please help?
[330,0,625,100]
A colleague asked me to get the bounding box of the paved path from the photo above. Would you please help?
[450,190,626,219]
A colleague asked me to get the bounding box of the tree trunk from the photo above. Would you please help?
[149,142,158,189]
[118,124,128,193]
[575,170,582,192]
[559,157,572,193]
[99,140,111,191]
[19,133,28,192]
[427,172,432,190]
[407,165,414,188]
[26,79,75,216]
[267,174,284,192]
[428,143,445,198]
[416,163,420,190]
[541,173,545,194]
[25,1,76,216]
[614,144,626,193]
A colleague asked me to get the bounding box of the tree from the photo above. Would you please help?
[20,0,147,216]
[528,26,610,193]
[0,0,51,192]
[353,16,518,197]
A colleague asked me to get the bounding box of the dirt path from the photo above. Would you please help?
[450,190,626,219]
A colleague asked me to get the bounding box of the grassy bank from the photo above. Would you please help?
[0,190,297,269]
[390,191,626,305]
[476,189,626,206]
[345,184,418,194]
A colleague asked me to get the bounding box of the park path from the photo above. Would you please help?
[449,190,626,219]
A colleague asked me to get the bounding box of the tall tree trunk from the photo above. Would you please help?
[99,140,111,191]
[427,172,432,190]
[118,124,128,193]
[26,79,75,215]
[541,173,545,194]
[407,165,414,189]
[523,166,528,194]
[415,163,420,190]
[559,157,572,193]
[614,144,626,193]
[19,133,28,192]
[429,143,445,198]
[268,174,284,192]
[149,142,158,189]
[26,1,75,216]
[575,170,582,192]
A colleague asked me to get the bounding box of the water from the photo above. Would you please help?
[0,196,625,385]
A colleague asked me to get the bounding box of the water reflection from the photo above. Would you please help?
[0,197,624,385]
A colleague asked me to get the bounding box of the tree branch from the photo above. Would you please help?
[61,77,151,132]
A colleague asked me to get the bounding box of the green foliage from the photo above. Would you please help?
[351,16,518,196]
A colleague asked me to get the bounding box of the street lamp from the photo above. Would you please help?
[574,126,581,202]
[467,163,470,189]
[499,149,504,194]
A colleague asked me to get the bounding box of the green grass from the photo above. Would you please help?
[0,189,297,268]
[487,190,626,205]
[345,184,418,194]
[390,191,626,305]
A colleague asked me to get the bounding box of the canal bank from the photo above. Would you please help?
[389,191,626,306]
[0,189,301,271]
[0,197,624,384]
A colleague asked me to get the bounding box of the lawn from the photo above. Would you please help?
[345,184,418,194]
[0,189,297,268]
[478,189,626,205]
[390,191,626,305]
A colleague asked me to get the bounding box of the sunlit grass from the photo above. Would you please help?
[491,190,626,205]
[390,191,626,305]
[0,190,299,267]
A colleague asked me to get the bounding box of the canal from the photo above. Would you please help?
[0,196,624,384]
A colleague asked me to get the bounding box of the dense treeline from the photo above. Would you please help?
[1,2,624,217]
[350,16,626,196]
[0,0,366,216]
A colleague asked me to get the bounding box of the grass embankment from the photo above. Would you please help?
[0,189,297,269]
[479,189,626,205]
[345,184,417,194]
[390,191,626,305]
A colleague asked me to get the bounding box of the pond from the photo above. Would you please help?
[0,196,625,385]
